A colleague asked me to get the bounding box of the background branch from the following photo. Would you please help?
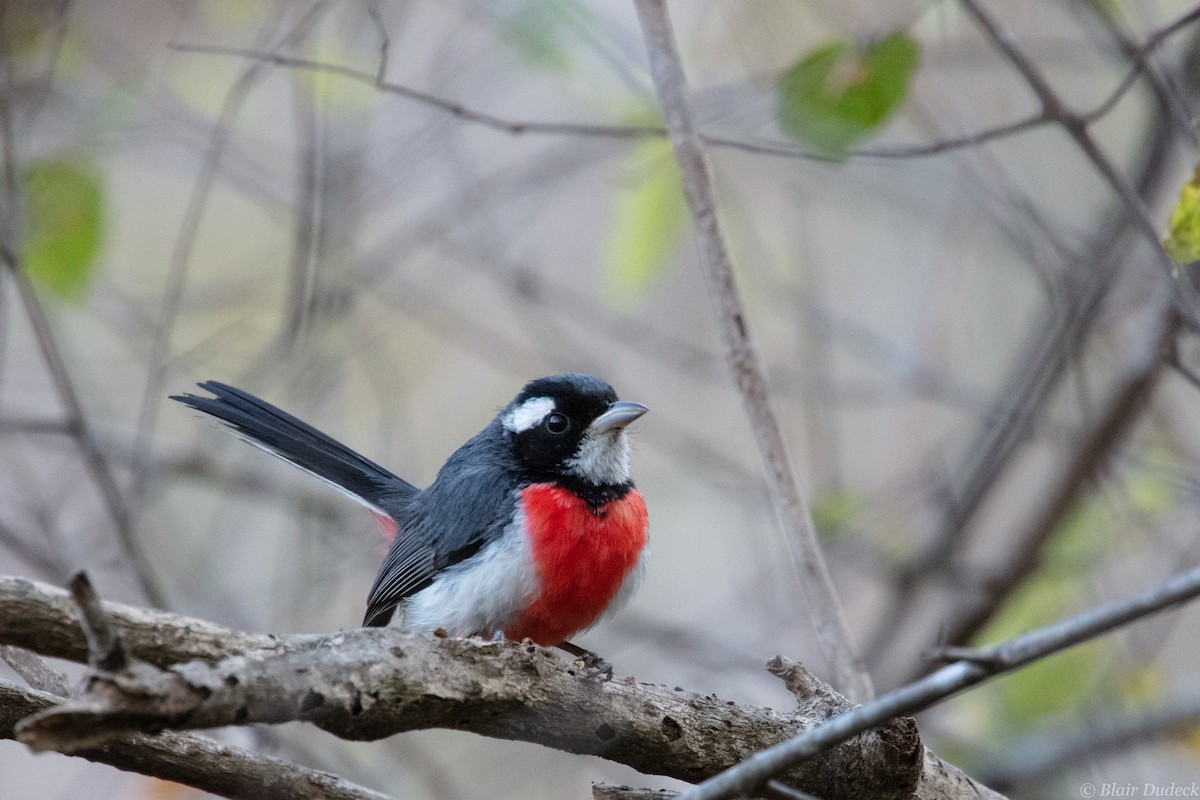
[631,0,872,704]
[679,562,1200,800]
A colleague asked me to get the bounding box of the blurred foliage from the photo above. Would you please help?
[776,30,918,159]
[1087,0,1122,18]
[21,158,104,301]
[971,498,1113,733]
[1180,724,1200,758]
[1163,164,1200,266]
[811,488,865,539]
[604,124,686,299]
[493,0,589,72]
[1117,665,1167,707]
[304,33,379,112]
[1125,447,1179,515]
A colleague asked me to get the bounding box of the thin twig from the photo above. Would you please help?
[631,0,872,702]
[678,562,1200,800]
[1073,0,1199,143]
[0,2,169,607]
[69,572,127,672]
[2,250,167,609]
[167,42,666,140]
[958,0,1190,306]
[942,301,1180,648]
[165,2,1200,164]
[128,2,331,504]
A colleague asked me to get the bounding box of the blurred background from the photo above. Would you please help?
[3,1,1200,798]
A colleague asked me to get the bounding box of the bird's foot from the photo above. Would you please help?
[558,641,613,681]
[577,650,614,682]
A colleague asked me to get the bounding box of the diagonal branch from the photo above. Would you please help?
[957,0,1191,314]
[168,42,665,141]
[0,95,166,608]
[678,562,1200,800]
[0,645,70,695]
[128,2,332,505]
[940,298,1180,648]
[630,0,872,704]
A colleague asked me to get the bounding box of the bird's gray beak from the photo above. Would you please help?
[590,401,648,434]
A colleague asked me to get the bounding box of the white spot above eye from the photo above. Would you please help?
[503,396,555,433]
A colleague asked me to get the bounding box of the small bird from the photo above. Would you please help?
[172,374,648,676]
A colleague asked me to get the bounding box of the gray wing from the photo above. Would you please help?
[362,427,516,627]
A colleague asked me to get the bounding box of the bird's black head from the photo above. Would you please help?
[501,373,646,488]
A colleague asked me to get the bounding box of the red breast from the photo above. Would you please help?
[508,483,648,645]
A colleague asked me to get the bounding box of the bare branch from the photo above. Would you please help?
[941,299,1180,647]
[164,1,1200,165]
[0,646,70,695]
[128,3,333,504]
[0,574,277,666]
[1,681,395,800]
[1,182,166,611]
[630,0,872,704]
[70,572,130,671]
[957,0,1188,302]
[167,42,665,141]
[593,786,679,800]
[678,563,1200,800]
[0,573,975,800]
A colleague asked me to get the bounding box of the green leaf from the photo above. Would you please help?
[977,573,1104,732]
[1126,448,1177,515]
[22,159,104,300]
[604,138,686,298]
[1163,166,1200,266]
[812,489,865,539]
[776,31,919,158]
[971,499,1112,732]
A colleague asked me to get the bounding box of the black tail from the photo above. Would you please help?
[172,381,417,513]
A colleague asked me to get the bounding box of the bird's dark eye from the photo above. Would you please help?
[544,412,570,434]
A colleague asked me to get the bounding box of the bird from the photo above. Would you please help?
[171,373,648,677]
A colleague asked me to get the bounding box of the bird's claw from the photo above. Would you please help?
[575,650,613,682]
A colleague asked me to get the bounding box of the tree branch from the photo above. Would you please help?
[164,2,1200,164]
[678,562,1200,800]
[941,297,1180,647]
[957,0,1191,312]
[0,680,395,800]
[0,573,979,800]
[0,645,69,695]
[0,574,278,666]
[630,0,872,704]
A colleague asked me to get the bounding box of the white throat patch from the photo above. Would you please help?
[565,429,631,485]
[503,396,555,433]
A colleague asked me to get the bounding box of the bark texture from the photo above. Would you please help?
[1,575,997,799]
